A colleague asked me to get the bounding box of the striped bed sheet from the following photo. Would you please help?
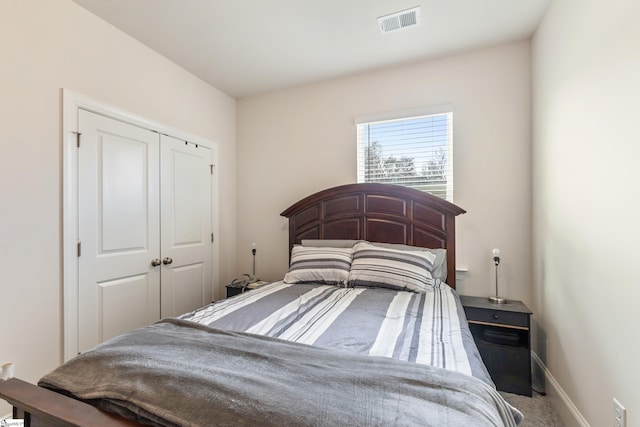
[181,281,492,385]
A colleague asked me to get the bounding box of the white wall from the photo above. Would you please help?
[532,0,640,425]
[237,41,532,304]
[0,0,236,414]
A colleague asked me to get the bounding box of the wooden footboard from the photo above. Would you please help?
[0,378,140,426]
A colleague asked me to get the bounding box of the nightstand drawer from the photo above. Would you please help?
[464,307,529,329]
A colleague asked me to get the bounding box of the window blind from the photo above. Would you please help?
[357,112,453,201]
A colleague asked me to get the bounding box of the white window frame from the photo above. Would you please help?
[355,105,454,201]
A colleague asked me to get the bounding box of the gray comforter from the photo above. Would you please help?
[40,318,522,427]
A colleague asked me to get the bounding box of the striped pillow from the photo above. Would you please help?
[348,242,436,293]
[369,242,447,281]
[284,246,353,285]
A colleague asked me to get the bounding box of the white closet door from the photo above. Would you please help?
[160,135,213,317]
[78,110,160,353]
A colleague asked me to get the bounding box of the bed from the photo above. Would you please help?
[0,183,523,426]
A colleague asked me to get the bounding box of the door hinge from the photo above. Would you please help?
[211,233,214,243]
[77,241,82,257]
[210,164,214,175]
[73,131,82,148]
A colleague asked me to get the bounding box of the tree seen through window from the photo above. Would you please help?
[357,112,453,201]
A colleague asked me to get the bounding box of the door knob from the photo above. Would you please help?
[162,257,173,265]
[151,259,161,267]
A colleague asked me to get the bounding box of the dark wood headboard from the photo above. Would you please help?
[280,183,466,287]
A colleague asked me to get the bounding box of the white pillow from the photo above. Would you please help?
[348,242,436,293]
[301,239,361,248]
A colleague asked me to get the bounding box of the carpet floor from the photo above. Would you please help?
[501,391,565,426]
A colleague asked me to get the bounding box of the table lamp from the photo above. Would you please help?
[489,248,507,304]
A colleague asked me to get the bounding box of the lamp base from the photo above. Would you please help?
[488,295,508,304]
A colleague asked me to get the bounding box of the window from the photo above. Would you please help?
[356,109,453,201]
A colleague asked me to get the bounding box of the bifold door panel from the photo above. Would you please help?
[160,135,212,318]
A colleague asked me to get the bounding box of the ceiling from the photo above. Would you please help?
[71,0,551,99]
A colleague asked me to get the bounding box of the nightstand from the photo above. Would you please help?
[226,280,270,298]
[460,295,532,396]
[226,285,244,298]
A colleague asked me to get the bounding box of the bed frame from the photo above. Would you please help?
[0,183,466,426]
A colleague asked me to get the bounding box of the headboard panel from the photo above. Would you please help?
[280,183,466,287]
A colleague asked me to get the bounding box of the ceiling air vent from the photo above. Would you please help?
[378,6,421,34]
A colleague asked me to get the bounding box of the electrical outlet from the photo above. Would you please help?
[614,398,626,427]
[1,363,14,380]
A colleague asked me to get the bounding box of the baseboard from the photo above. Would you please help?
[531,352,590,427]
